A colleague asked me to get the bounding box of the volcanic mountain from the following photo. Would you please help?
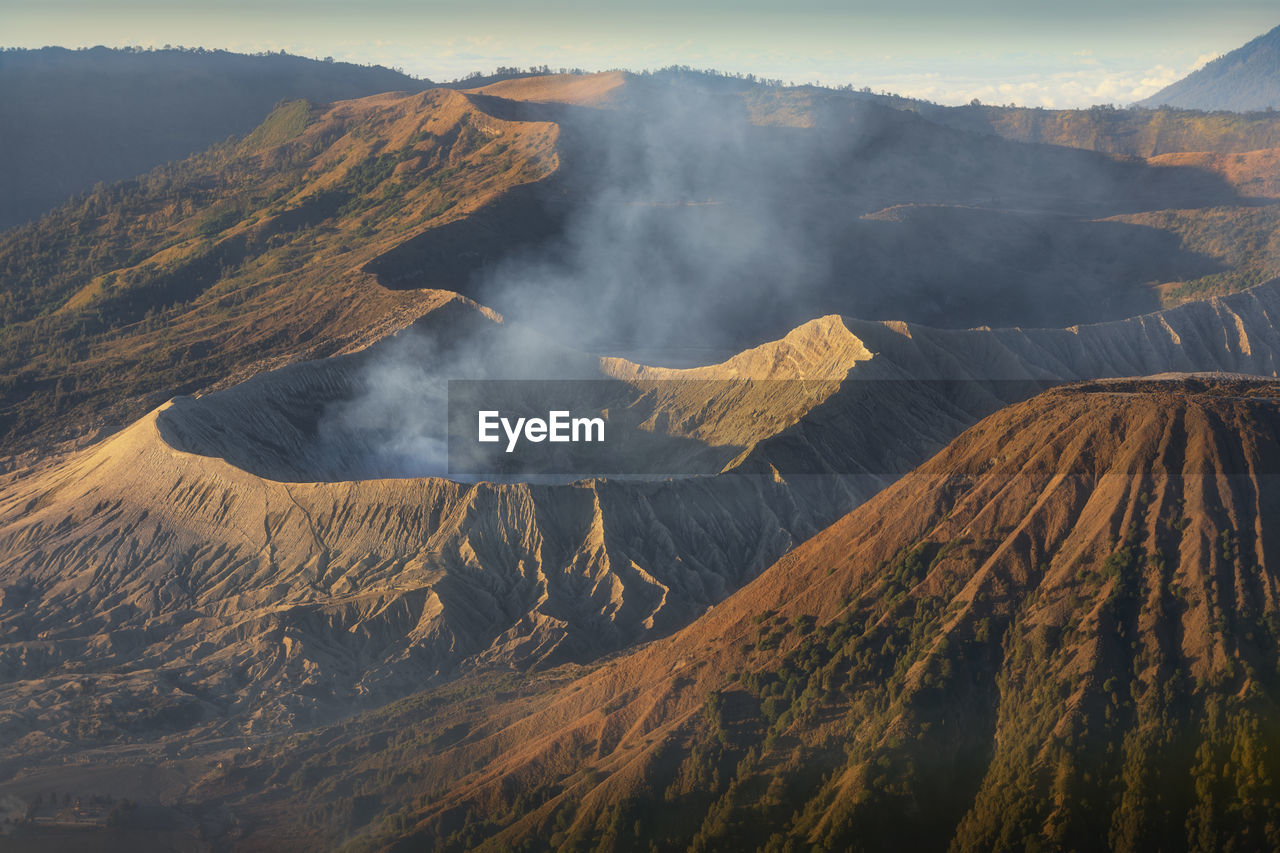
[6,282,1280,779]
[7,62,1280,851]
[1141,24,1280,112]
[199,376,1280,852]
[7,70,1276,457]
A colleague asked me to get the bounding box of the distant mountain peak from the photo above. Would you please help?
[1139,24,1280,112]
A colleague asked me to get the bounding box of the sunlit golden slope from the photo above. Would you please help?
[469,72,630,107]
[0,88,558,452]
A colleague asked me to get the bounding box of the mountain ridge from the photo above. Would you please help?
[0,87,559,455]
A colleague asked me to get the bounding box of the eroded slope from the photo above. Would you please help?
[237,377,1280,852]
[7,283,1280,769]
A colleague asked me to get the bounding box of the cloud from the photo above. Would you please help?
[1191,51,1220,71]
[855,52,1223,108]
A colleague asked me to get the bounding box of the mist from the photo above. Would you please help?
[314,329,451,478]
[450,73,1238,353]
[310,312,610,479]
[329,72,1242,479]
[475,78,840,358]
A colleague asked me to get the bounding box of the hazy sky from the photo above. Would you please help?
[5,1,1278,107]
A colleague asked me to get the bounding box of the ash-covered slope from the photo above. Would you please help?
[7,283,1280,766]
[255,377,1280,852]
[0,395,811,741]
[0,306,888,758]
[732,279,1280,478]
